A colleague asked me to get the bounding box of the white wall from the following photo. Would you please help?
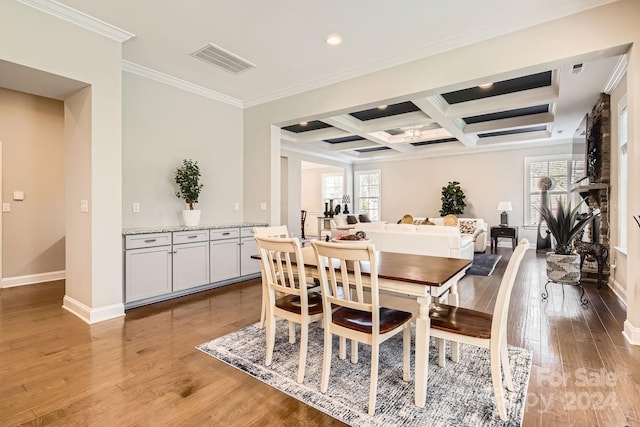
[0,1,124,322]
[122,72,243,227]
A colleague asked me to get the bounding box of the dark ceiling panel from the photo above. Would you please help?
[350,101,420,121]
[324,135,366,144]
[385,128,406,136]
[411,137,458,146]
[441,71,552,105]
[282,120,332,133]
[355,146,392,153]
[463,104,549,124]
[478,125,548,138]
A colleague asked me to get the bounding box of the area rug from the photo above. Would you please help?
[467,253,502,276]
[197,321,531,426]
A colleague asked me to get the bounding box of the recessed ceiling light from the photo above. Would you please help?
[299,121,308,126]
[479,83,493,89]
[378,105,388,110]
[326,33,342,46]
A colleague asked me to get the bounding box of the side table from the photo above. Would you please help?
[490,226,518,253]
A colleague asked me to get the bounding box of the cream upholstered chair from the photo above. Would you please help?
[255,235,323,384]
[253,225,289,328]
[429,239,529,421]
[311,240,412,416]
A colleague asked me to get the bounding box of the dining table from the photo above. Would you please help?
[253,244,471,408]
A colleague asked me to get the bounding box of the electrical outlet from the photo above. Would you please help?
[132,202,140,213]
[260,202,267,211]
[80,200,89,213]
[234,202,240,211]
[2,203,10,212]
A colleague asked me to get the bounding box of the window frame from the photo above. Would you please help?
[618,95,628,250]
[354,169,381,221]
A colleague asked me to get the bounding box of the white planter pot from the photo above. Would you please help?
[546,252,581,284]
[182,209,201,227]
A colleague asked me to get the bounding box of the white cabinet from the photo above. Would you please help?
[210,228,240,283]
[240,227,261,276]
[124,233,172,303]
[173,230,210,292]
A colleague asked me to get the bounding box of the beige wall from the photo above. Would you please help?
[0,88,65,278]
[122,72,243,228]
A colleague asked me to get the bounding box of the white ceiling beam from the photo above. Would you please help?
[412,96,478,147]
[464,112,554,134]
[324,140,379,152]
[359,112,435,133]
[323,116,416,154]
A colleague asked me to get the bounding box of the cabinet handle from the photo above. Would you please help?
[144,239,157,243]
[187,235,198,239]
[222,232,230,236]
[173,250,178,254]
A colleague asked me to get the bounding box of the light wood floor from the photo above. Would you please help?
[1,249,639,426]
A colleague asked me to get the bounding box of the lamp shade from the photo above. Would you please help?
[497,201,513,212]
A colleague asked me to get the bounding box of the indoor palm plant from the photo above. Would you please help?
[175,159,204,226]
[537,198,599,283]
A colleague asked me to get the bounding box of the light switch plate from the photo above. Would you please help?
[13,191,24,201]
[80,200,89,213]
[2,203,10,212]
[260,202,267,211]
[132,202,140,213]
[234,202,240,211]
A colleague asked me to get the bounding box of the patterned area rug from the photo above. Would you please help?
[467,253,502,276]
[197,321,531,426]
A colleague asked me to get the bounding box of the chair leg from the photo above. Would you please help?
[351,340,358,364]
[288,320,295,344]
[368,344,379,416]
[339,337,346,360]
[491,342,508,421]
[320,327,333,393]
[259,271,267,328]
[403,324,411,382]
[265,314,276,366]
[437,338,446,368]
[501,334,514,391]
[297,322,308,384]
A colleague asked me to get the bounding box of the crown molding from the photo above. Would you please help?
[122,61,243,108]
[602,54,628,94]
[16,0,135,42]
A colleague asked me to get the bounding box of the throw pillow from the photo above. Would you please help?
[443,214,458,227]
[413,218,425,225]
[422,219,435,225]
[333,215,348,228]
[459,219,477,234]
[358,214,371,223]
[346,215,358,224]
[400,214,414,224]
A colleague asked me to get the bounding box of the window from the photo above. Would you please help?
[619,98,628,248]
[355,170,380,221]
[524,156,585,226]
[322,173,343,202]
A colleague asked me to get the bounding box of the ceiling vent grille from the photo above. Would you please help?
[190,43,256,74]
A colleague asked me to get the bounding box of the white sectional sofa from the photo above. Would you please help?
[423,217,488,253]
[352,222,474,260]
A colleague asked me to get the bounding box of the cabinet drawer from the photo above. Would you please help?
[241,227,257,238]
[210,228,239,241]
[173,230,209,244]
[492,227,516,238]
[125,233,172,249]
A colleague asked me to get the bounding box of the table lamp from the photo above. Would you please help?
[497,201,512,226]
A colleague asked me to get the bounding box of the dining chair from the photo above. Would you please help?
[253,225,289,328]
[311,240,412,416]
[255,235,323,384]
[429,239,529,421]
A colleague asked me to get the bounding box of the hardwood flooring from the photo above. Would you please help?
[1,249,638,426]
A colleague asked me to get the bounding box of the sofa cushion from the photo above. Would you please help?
[346,215,359,224]
[459,219,477,234]
[358,214,372,223]
[385,223,417,232]
[333,215,349,228]
[354,222,386,231]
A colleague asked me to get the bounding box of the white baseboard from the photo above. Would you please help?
[607,277,627,304]
[62,295,125,324]
[623,320,640,346]
[1,270,65,288]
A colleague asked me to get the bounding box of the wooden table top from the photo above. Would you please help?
[253,245,471,288]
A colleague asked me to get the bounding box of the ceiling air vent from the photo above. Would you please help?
[190,43,256,74]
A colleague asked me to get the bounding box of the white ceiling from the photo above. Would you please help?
[8,0,625,164]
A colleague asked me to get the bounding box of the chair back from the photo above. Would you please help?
[254,225,289,237]
[255,235,309,307]
[491,239,529,339]
[311,241,379,326]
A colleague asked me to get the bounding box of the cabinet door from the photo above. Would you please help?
[240,237,260,276]
[173,241,210,292]
[125,245,172,303]
[210,239,240,283]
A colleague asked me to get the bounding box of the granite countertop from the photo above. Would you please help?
[123,222,269,235]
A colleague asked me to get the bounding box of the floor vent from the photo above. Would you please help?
[190,43,256,74]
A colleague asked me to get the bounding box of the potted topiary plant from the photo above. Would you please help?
[537,198,599,284]
[174,159,204,226]
[440,181,466,216]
